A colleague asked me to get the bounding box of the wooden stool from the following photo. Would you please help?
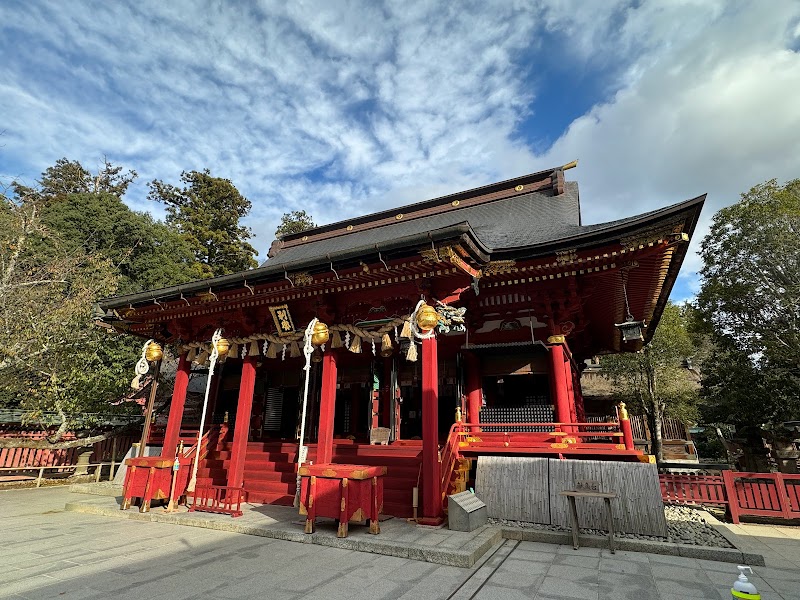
[559,489,617,554]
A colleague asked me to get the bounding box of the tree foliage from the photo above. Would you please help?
[696,178,800,426]
[0,189,138,441]
[148,170,258,278]
[38,192,196,294]
[13,157,137,203]
[0,157,197,443]
[275,210,316,237]
[601,302,699,460]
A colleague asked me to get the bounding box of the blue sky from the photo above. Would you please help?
[2,1,799,302]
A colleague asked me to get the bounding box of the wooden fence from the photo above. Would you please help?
[0,433,138,470]
[660,471,800,523]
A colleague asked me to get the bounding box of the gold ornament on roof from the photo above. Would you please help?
[415,303,440,332]
[311,321,329,346]
[144,342,163,363]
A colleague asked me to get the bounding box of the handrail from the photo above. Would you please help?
[458,421,620,429]
[439,422,468,509]
[182,426,217,462]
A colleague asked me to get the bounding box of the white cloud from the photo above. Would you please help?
[1,0,798,294]
[534,0,800,294]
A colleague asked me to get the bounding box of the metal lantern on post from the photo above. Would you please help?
[614,271,646,343]
[136,339,164,458]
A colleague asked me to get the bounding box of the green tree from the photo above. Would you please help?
[602,302,699,461]
[0,158,196,448]
[0,189,139,444]
[148,170,258,278]
[275,210,316,237]
[13,157,137,203]
[696,178,800,426]
[39,192,196,294]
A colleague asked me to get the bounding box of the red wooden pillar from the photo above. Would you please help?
[227,356,257,489]
[464,352,482,431]
[162,352,191,458]
[421,336,442,522]
[317,351,338,465]
[548,336,571,425]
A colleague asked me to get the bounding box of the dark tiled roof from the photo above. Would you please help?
[263,182,581,267]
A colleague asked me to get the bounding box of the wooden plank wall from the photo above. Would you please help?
[476,456,550,523]
[476,457,667,536]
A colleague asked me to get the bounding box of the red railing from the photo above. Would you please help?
[440,423,466,507]
[181,426,220,462]
[660,474,728,507]
[189,485,244,517]
[660,471,800,523]
[438,420,635,512]
[459,421,628,445]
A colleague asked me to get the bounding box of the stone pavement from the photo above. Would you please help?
[1,487,799,600]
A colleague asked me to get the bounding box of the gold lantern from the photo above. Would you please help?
[415,303,440,332]
[311,321,329,346]
[145,342,163,362]
[215,337,231,357]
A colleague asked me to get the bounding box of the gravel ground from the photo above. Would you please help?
[489,504,734,548]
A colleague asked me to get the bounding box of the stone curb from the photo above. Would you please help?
[64,497,764,568]
[68,482,122,496]
[64,500,500,568]
[499,525,765,565]
[694,509,767,567]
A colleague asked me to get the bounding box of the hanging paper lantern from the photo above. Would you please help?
[311,321,329,346]
[145,342,163,363]
[416,303,439,332]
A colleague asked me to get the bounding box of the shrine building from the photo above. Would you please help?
[96,163,705,523]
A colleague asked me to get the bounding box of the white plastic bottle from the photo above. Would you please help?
[731,565,760,600]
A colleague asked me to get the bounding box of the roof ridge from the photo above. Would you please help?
[270,164,574,258]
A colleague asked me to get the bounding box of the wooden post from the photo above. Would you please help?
[227,356,257,489]
[565,360,578,424]
[317,351,338,465]
[110,436,117,481]
[548,337,571,425]
[721,469,740,524]
[620,415,635,451]
[138,359,162,457]
[163,352,191,458]
[464,352,482,432]
[421,336,442,522]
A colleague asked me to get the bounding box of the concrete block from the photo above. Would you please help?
[447,491,487,532]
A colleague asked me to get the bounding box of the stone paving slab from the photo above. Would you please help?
[5,487,800,600]
[64,494,500,568]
